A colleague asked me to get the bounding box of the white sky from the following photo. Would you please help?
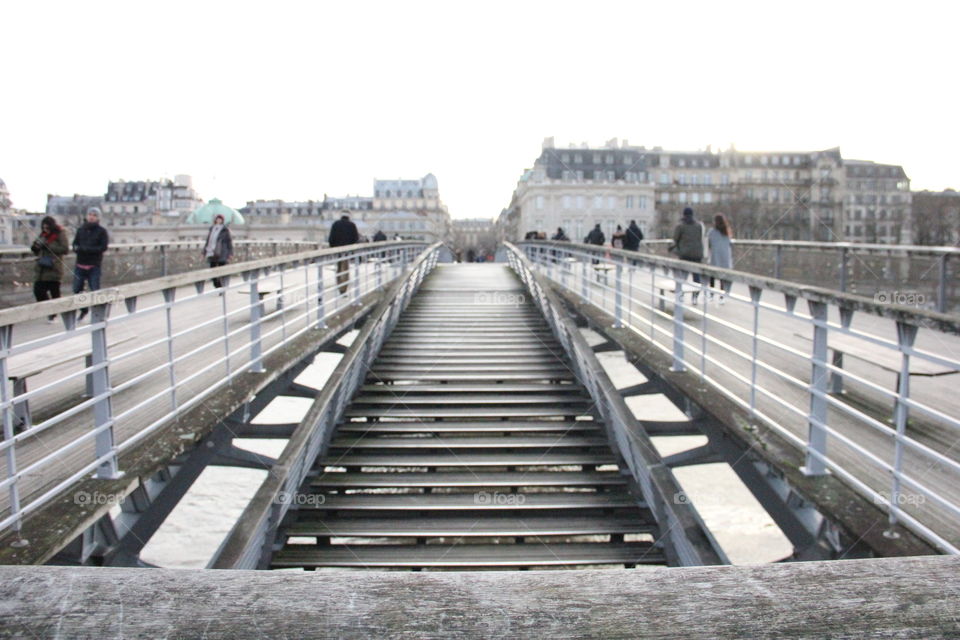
[3,1,957,219]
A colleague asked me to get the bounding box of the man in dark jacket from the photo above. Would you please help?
[669,207,705,303]
[372,229,387,242]
[624,220,644,251]
[585,224,605,246]
[72,207,109,320]
[328,212,359,295]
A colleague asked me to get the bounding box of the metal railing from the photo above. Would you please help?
[0,241,430,537]
[638,239,960,313]
[519,240,960,555]
[212,243,441,569]
[504,243,727,566]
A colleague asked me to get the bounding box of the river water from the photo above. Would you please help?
[140,334,792,568]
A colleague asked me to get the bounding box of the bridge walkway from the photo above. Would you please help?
[271,265,668,569]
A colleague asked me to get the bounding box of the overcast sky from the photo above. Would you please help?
[3,1,957,219]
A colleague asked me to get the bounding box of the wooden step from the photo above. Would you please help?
[310,471,625,489]
[342,406,591,419]
[272,542,665,568]
[294,492,640,511]
[325,452,617,468]
[349,394,590,405]
[286,515,651,538]
[335,420,600,434]
[328,435,609,449]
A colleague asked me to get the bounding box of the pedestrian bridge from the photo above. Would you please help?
[0,240,958,632]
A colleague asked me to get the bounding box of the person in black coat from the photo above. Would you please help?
[328,212,359,295]
[72,207,109,320]
[585,224,605,245]
[203,214,234,288]
[624,220,644,251]
[372,230,387,242]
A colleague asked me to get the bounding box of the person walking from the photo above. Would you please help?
[669,207,705,304]
[31,216,69,322]
[708,213,734,303]
[624,220,644,251]
[584,223,605,246]
[72,207,109,320]
[611,224,626,249]
[203,214,233,288]
[551,227,569,242]
[328,211,359,295]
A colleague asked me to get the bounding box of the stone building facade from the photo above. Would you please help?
[502,139,912,244]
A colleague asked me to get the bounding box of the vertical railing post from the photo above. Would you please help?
[221,279,231,378]
[937,254,948,314]
[839,247,849,293]
[91,302,122,479]
[887,321,918,537]
[246,270,265,373]
[581,254,589,302]
[0,325,26,541]
[670,267,686,372]
[748,286,762,414]
[613,262,623,329]
[162,288,177,410]
[352,254,361,305]
[316,259,327,329]
[803,300,829,476]
[774,243,783,280]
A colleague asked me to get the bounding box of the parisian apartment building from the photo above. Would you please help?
[239,174,452,243]
[500,138,912,244]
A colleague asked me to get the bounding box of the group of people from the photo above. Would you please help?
[669,207,734,304]
[31,208,110,322]
[525,208,734,304]
[30,207,236,322]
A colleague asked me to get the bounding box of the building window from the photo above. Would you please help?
[594,153,601,163]
[678,192,687,203]
[659,172,670,185]
[692,193,700,204]
[561,153,570,163]
[704,192,713,204]
[593,196,603,209]
[605,154,614,164]
[607,196,616,209]
[574,154,582,163]
[625,196,634,209]
[563,196,572,209]
[639,196,648,210]
[703,174,712,186]
[536,196,544,210]
[661,192,669,203]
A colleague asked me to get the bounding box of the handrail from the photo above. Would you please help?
[0,240,430,538]
[504,242,727,566]
[212,243,441,569]
[518,240,960,555]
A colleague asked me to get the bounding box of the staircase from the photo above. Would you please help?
[271,265,666,570]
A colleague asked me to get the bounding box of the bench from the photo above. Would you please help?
[794,331,957,395]
[238,280,283,316]
[6,335,135,433]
